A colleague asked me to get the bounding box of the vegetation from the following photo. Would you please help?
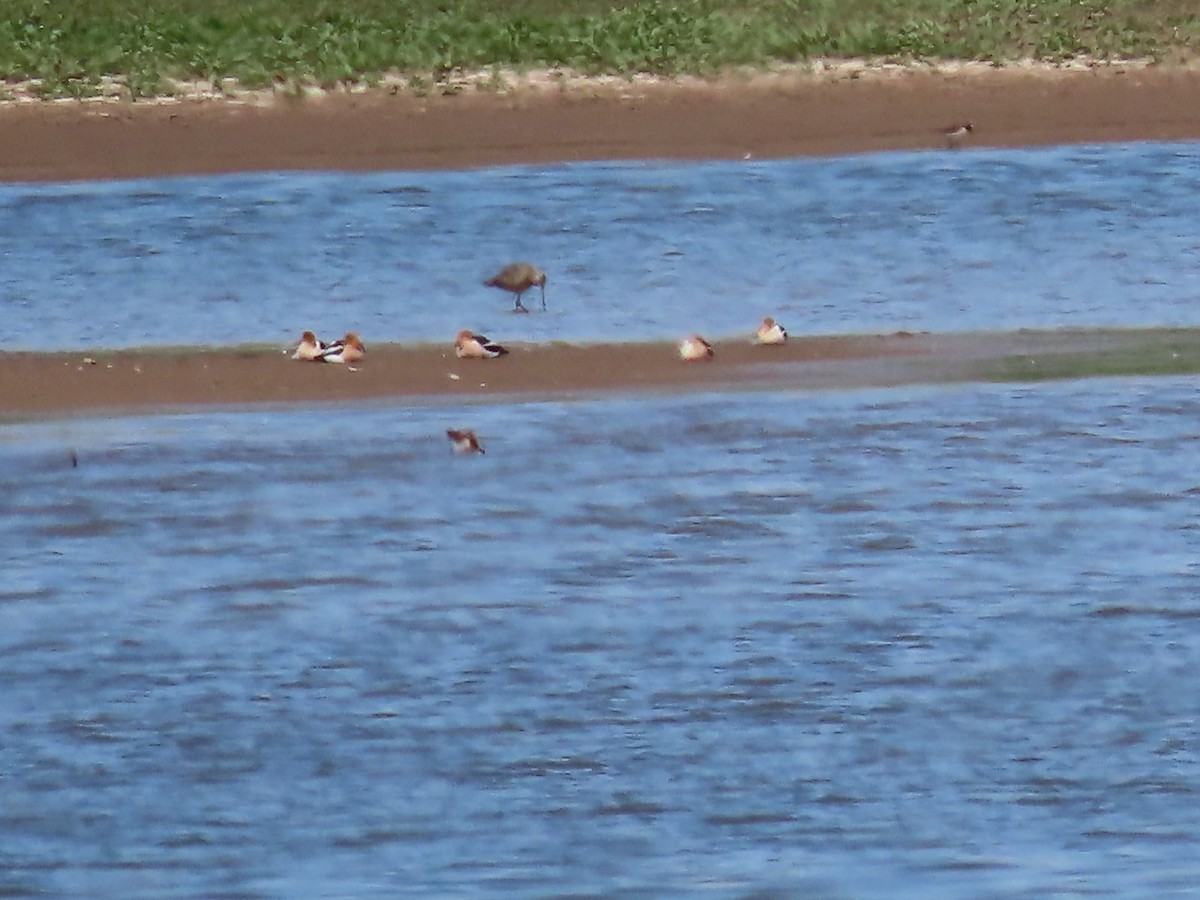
[982,330,1200,383]
[0,0,1196,100]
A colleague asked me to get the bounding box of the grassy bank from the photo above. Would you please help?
[1,0,1197,100]
[982,329,1200,384]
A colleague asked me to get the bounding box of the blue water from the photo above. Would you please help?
[3,143,1200,897]
[3,379,1200,897]
[1,141,1199,351]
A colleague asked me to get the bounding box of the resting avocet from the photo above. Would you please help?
[678,335,714,361]
[455,330,509,359]
[753,316,788,345]
[320,332,365,365]
[291,330,327,361]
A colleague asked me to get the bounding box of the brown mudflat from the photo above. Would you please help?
[4,327,1198,420]
[1,65,1199,183]
[0,334,913,417]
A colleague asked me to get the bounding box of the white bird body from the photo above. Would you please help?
[291,330,327,361]
[753,317,788,345]
[678,335,714,361]
[320,332,365,365]
[455,330,509,359]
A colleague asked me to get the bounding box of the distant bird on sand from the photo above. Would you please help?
[446,429,485,454]
[292,330,328,361]
[320,332,365,365]
[678,335,715,361]
[942,122,974,149]
[455,329,509,359]
[753,316,788,345]
[484,262,546,312]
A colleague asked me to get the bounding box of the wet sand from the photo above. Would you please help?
[2,63,1199,416]
[2,64,1200,182]
[4,328,1198,420]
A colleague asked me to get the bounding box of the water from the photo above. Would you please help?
[1,141,1200,351]
[3,143,1200,896]
[2,378,1200,897]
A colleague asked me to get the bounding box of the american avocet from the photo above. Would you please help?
[678,335,714,361]
[484,262,546,312]
[455,329,509,359]
[320,332,365,365]
[446,429,485,454]
[943,122,974,149]
[754,316,788,345]
[292,330,328,361]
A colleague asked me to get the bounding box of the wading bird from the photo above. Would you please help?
[484,262,546,312]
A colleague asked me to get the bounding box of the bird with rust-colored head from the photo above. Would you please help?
[291,330,327,361]
[446,429,485,454]
[753,316,788,345]
[320,332,365,365]
[455,329,509,359]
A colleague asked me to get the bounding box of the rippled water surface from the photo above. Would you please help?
[4,143,1200,896]
[3,377,1200,897]
[2,141,1200,350]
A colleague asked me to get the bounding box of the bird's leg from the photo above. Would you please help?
[515,295,528,313]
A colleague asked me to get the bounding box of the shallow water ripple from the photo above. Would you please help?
[2,141,1200,349]
[1,378,1199,895]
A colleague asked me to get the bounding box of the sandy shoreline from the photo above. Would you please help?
[4,328,1198,421]
[2,64,1200,182]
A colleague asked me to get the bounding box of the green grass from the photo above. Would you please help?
[981,331,1200,383]
[1,1,1197,99]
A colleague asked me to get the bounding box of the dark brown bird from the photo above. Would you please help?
[942,122,974,149]
[484,262,546,312]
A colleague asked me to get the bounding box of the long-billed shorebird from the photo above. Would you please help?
[678,335,715,361]
[753,316,788,345]
[455,329,509,359]
[484,262,546,312]
[446,429,485,454]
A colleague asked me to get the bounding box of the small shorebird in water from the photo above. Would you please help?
[455,329,509,359]
[942,122,974,149]
[320,332,365,365]
[678,335,714,361]
[291,330,328,361]
[446,429,485,454]
[753,316,788,345]
[484,262,546,312]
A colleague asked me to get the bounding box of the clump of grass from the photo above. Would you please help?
[0,0,1196,100]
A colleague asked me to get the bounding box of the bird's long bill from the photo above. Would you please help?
[540,283,546,308]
